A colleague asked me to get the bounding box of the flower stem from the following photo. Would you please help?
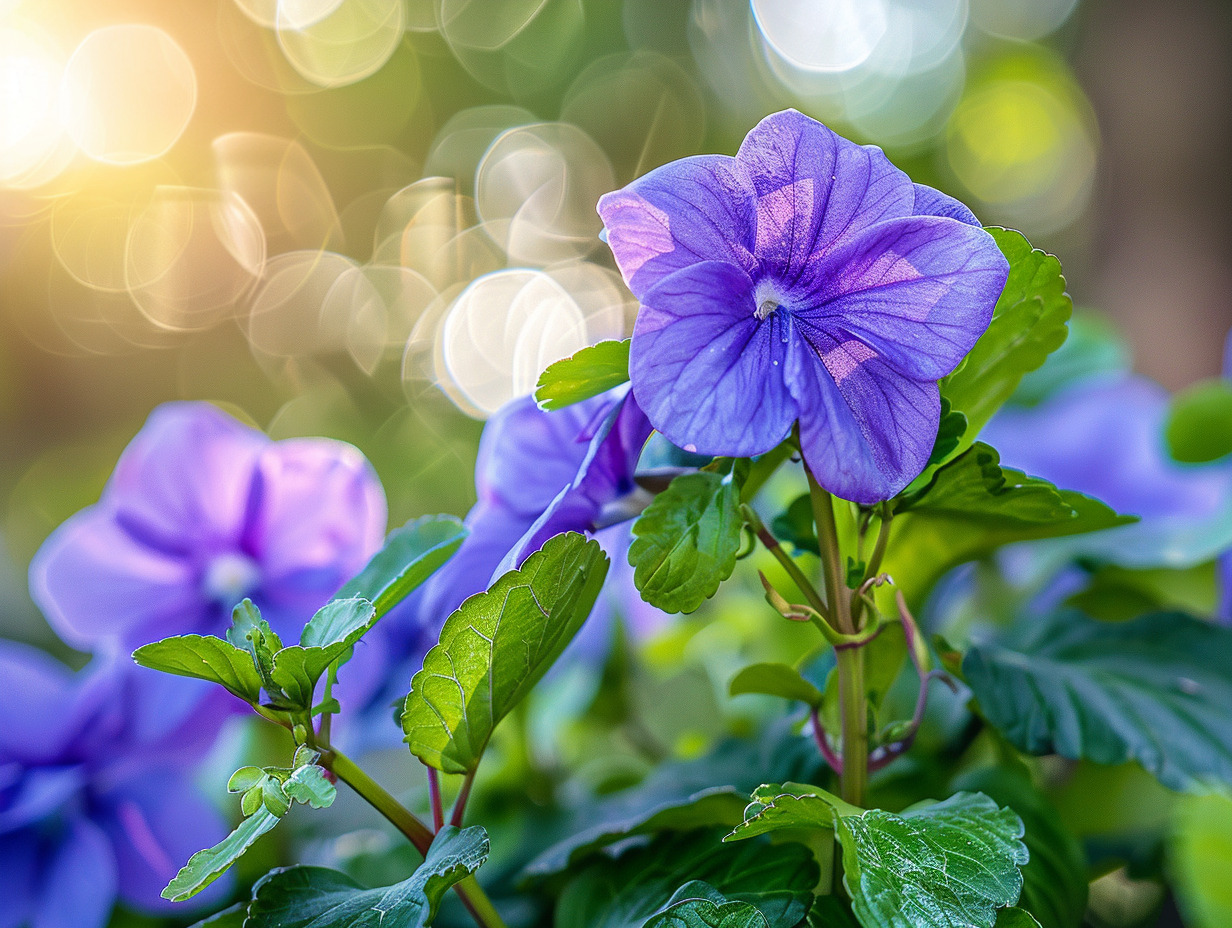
[451,769,476,827]
[320,747,434,853]
[741,504,830,621]
[851,509,892,626]
[805,468,868,806]
[806,471,849,632]
[427,766,444,832]
[836,644,868,806]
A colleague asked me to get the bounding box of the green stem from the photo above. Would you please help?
[742,504,830,621]
[805,466,868,805]
[836,644,868,806]
[850,510,892,627]
[456,876,507,928]
[320,747,434,853]
[318,662,338,745]
[806,470,849,632]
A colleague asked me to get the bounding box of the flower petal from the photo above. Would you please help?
[0,642,77,764]
[99,774,231,914]
[788,333,940,503]
[912,182,980,226]
[597,155,757,299]
[0,831,40,928]
[32,819,117,928]
[631,261,797,457]
[790,215,1008,381]
[474,395,604,519]
[28,507,206,653]
[104,403,266,556]
[735,110,915,282]
[245,438,386,636]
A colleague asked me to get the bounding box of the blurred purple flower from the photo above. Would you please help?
[0,642,231,928]
[981,372,1232,584]
[394,387,659,658]
[30,402,387,654]
[598,109,1009,504]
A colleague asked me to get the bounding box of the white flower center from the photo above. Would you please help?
[202,553,261,605]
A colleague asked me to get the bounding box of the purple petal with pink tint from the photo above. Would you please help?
[597,155,757,300]
[736,110,915,282]
[789,215,1009,380]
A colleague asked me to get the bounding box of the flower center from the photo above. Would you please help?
[756,298,780,320]
[202,552,261,605]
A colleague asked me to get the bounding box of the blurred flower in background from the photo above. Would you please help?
[0,643,231,928]
[29,401,386,654]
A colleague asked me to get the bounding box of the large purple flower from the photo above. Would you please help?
[0,643,231,928]
[598,109,1009,504]
[29,402,387,654]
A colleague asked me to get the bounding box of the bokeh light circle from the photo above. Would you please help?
[751,0,887,73]
[946,52,1098,234]
[0,25,68,188]
[476,122,615,266]
[276,0,405,89]
[437,268,590,417]
[60,25,197,165]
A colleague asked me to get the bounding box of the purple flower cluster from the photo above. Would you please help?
[11,401,392,926]
[1,643,231,928]
[599,109,1009,504]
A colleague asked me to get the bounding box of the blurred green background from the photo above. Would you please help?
[2,0,1230,659]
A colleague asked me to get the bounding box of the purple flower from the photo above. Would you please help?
[0,642,231,928]
[981,372,1232,574]
[30,402,387,654]
[406,387,659,651]
[598,109,1009,504]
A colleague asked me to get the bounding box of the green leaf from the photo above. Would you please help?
[284,765,336,809]
[1166,378,1232,463]
[226,598,283,660]
[898,442,1074,520]
[729,663,823,708]
[964,611,1232,792]
[402,532,609,773]
[770,494,818,556]
[954,767,1088,928]
[629,461,747,613]
[132,635,264,704]
[228,766,265,793]
[163,809,281,901]
[1170,791,1232,928]
[262,776,291,817]
[927,397,967,468]
[535,339,631,410]
[525,723,821,879]
[941,227,1072,443]
[246,825,488,928]
[300,597,378,650]
[334,515,468,618]
[644,897,769,928]
[838,792,1028,928]
[886,444,1133,604]
[724,783,855,843]
[555,830,819,928]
